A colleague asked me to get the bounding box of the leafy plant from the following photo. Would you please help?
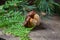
[34,0,60,15]
[2,11,33,40]
[0,0,35,40]
[54,3,60,16]
[3,0,36,15]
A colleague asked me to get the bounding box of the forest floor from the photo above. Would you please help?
[0,16,60,40]
[29,16,60,40]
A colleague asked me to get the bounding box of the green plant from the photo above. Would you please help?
[2,11,33,40]
[34,0,60,15]
[54,3,60,16]
[3,0,36,15]
[0,0,36,40]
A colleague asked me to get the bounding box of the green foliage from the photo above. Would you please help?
[3,0,36,15]
[0,0,35,40]
[54,3,60,16]
[20,36,31,40]
[34,0,60,15]
[2,11,33,40]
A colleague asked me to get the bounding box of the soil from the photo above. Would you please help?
[29,16,60,40]
[0,16,60,40]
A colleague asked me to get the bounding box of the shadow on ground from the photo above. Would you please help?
[32,22,53,31]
